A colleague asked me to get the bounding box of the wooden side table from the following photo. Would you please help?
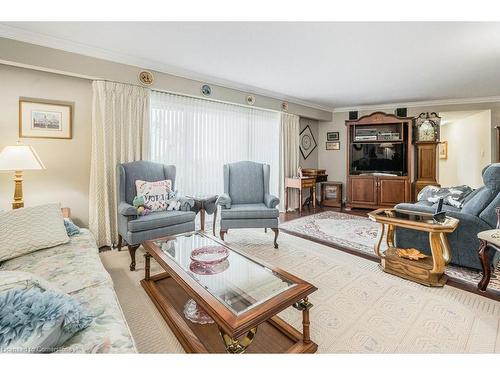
[368,208,459,286]
[320,181,342,208]
[189,195,218,233]
[285,177,316,215]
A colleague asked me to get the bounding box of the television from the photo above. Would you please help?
[350,143,406,175]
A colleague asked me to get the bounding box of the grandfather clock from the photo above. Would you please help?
[414,112,441,199]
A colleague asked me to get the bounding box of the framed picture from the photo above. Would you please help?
[19,98,73,139]
[327,131,339,141]
[299,125,317,160]
[439,141,448,159]
[326,141,340,150]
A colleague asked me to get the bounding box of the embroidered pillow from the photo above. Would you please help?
[135,180,172,212]
[0,203,69,262]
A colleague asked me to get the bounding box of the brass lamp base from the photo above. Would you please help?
[12,170,24,209]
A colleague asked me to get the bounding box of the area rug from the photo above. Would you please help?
[100,228,500,353]
[279,211,500,294]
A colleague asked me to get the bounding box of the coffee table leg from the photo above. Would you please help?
[219,327,258,354]
[293,297,313,344]
[478,240,491,291]
[144,253,151,280]
[440,233,452,265]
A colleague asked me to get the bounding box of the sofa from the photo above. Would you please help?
[0,227,136,353]
[395,163,500,270]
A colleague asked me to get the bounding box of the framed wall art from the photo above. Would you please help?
[439,141,448,159]
[327,131,339,141]
[299,125,317,160]
[326,141,340,150]
[19,98,73,139]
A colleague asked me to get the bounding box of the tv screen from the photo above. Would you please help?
[350,143,406,175]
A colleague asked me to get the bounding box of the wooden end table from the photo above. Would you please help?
[368,208,459,287]
[188,195,218,233]
[141,232,318,353]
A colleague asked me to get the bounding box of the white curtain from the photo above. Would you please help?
[149,91,280,197]
[89,81,150,247]
[279,113,300,211]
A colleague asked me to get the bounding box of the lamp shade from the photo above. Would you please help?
[0,144,45,171]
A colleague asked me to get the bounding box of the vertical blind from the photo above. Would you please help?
[149,91,280,197]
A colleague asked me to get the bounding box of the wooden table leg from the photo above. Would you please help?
[299,189,302,215]
[386,224,395,248]
[285,187,289,212]
[293,297,313,344]
[200,207,206,231]
[374,223,385,258]
[478,239,491,291]
[440,232,452,265]
[428,232,446,281]
[144,252,151,280]
[312,186,316,209]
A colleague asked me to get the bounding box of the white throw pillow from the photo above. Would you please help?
[0,203,69,262]
[135,179,172,212]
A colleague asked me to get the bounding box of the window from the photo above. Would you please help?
[149,91,280,197]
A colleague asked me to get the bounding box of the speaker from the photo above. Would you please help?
[349,111,358,120]
[395,108,407,117]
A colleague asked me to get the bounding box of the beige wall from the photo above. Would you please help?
[299,117,319,169]
[0,64,92,226]
[439,110,491,188]
[0,37,332,122]
[319,103,500,201]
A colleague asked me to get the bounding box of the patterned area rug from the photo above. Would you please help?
[101,228,500,353]
[279,211,500,294]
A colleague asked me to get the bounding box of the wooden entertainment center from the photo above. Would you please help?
[346,112,413,210]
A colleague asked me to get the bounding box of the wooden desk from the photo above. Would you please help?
[285,177,316,215]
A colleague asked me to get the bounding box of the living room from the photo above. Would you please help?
[1,2,499,374]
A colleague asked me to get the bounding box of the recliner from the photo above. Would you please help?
[395,163,500,270]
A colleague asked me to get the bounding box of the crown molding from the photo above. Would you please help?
[0,23,334,113]
[332,96,500,113]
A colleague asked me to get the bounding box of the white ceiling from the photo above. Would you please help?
[2,22,500,110]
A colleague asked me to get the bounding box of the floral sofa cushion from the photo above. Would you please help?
[0,229,136,353]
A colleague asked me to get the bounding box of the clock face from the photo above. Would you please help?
[301,135,312,150]
[419,121,436,141]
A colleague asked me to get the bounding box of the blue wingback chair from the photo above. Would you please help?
[117,160,196,270]
[216,161,280,248]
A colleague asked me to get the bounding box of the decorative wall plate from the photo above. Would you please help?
[201,84,212,96]
[138,70,154,86]
[299,125,317,160]
[246,95,256,105]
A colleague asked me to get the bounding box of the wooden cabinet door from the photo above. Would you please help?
[417,143,438,182]
[349,176,377,206]
[378,178,409,206]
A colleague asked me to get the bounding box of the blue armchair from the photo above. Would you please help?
[216,161,280,248]
[117,160,196,270]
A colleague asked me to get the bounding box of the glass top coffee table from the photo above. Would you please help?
[141,231,317,353]
[368,208,460,286]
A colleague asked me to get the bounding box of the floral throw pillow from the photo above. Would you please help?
[135,180,172,212]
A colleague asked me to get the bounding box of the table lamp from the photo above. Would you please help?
[0,142,45,209]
